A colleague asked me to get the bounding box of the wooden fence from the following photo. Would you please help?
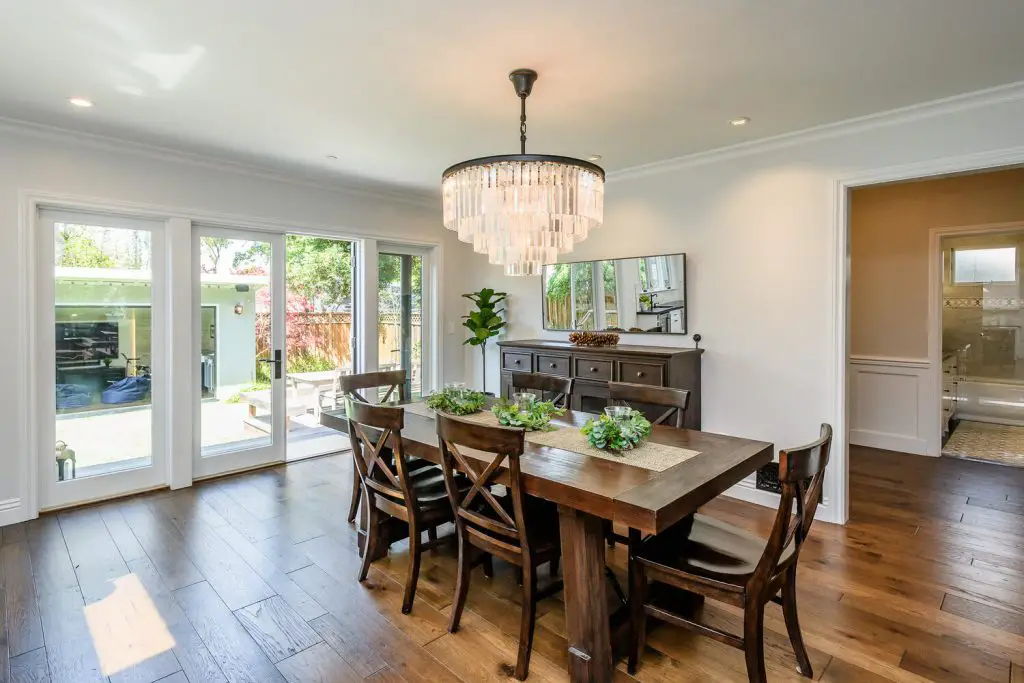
[256,311,421,370]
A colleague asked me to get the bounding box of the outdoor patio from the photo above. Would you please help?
[55,400,345,478]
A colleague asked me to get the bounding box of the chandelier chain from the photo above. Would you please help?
[519,95,527,154]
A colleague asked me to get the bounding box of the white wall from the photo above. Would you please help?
[0,123,472,524]
[459,86,1024,524]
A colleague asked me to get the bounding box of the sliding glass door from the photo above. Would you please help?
[39,210,167,508]
[193,226,286,478]
[379,247,429,398]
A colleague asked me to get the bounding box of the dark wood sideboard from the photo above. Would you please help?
[497,339,703,429]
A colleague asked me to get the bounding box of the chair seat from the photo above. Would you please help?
[479,493,560,560]
[638,513,793,585]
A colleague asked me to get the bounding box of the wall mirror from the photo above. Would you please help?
[541,253,687,334]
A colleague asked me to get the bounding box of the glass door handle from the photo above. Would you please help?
[257,349,283,380]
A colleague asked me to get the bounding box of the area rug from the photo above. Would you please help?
[942,420,1024,467]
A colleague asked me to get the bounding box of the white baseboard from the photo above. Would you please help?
[0,497,25,527]
[849,429,930,455]
[722,477,841,524]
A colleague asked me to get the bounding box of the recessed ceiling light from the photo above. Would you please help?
[730,117,750,126]
[326,154,338,160]
[68,97,94,108]
[588,154,602,162]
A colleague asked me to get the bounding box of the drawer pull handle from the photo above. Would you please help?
[590,367,598,372]
[549,363,557,368]
[514,359,521,365]
[637,371,644,377]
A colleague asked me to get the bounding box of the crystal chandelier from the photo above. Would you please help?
[441,69,605,276]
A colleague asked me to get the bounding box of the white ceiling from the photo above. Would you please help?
[2,0,1024,197]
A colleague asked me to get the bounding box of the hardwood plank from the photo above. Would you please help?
[1013,662,1024,683]
[118,501,204,590]
[0,545,43,657]
[234,596,321,663]
[363,668,410,683]
[58,508,182,683]
[173,581,285,683]
[820,658,894,683]
[153,674,189,683]
[144,499,276,611]
[9,647,49,683]
[1,524,27,547]
[126,557,227,683]
[940,592,1024,636]
[24,516,104,683]
[98,505,148,562]
[275,642,361,683]
[210,524,325,621]
[291,565,456,683]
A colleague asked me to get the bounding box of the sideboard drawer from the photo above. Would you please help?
[619,361,665,387]
[502,351,532,372]
[574,357,614,382]
[536,354,570,377]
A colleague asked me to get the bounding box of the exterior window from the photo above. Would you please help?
[953,247,1016,284]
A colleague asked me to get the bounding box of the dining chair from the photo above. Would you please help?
[436,414,563,681]
[605,382,692,549]
[627,424,833,683]
[609,381,691,427]
[347,400,460,613]
[339,370,409,524]
[511,372,574,409]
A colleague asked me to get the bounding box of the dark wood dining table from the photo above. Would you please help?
[321,402,773,683]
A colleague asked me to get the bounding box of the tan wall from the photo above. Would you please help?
[850,167,1024,359]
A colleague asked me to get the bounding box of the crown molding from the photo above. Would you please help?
[0,115,440,209]
[609,80,1024,183]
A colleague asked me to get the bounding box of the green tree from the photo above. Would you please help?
[56,227,115,268]
[200,236,231,273]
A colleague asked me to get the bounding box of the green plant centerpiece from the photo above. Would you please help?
[425,386,487,416]
[462,288,507,395]
[492,397,565,431]
[582,407,652,452]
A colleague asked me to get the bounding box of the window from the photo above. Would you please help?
[953,247,1017,284]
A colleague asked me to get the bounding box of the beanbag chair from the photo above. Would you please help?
[56,384,93,409]
[101,376,152,405]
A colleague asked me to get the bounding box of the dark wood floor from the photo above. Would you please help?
[1,446,1022,683]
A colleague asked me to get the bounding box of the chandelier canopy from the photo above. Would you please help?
[441,69,605,276]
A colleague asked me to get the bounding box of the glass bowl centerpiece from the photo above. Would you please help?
[581,406,652,451]
[492,392,565,431]
[426,382,487,416]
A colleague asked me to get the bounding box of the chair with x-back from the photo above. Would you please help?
[510,372,574,409]
[339,370,409,524]
[436,414,562,681]
[628,423,833,682]
[347,400,457,613]
[609,381,691,428]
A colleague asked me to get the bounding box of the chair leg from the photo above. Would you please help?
[449,533,472,633]
[743,600,768,683]
[482,553,494,578]
[627,532,646,675]
[782,567,813,678]
[347,467,361,523]
[514,563,537,681]
[358,505,379,582]
[427,525,438,549]
[402,519,422,615]
[550,556,559,576]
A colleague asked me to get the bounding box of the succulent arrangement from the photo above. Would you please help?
[492,398,565,431]
[425,387,487,415]
[568,331,620,347]
[581,409,652,451]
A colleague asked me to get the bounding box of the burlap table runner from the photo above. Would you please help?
[402,402,699,472]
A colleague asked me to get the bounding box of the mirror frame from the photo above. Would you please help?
[540,252,687,335]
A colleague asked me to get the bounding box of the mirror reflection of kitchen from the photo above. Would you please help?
[542,253,686,334]
[941,231,1024,467]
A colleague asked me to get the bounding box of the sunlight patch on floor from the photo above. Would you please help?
[84,573,176,676]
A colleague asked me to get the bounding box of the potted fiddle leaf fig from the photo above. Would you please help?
[463,288,507,394]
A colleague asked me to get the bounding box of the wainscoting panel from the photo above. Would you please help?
[849,356,936,456]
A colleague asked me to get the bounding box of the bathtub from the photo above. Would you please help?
[957,378,1024,426]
